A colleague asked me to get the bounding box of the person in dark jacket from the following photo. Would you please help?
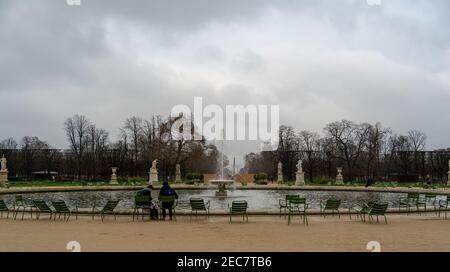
[136,185,158,220]
[159,181,178,220]
[137,184,154,196]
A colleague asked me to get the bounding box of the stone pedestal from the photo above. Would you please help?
[175,164,181,183]
[149,169,158,185]
[447,171,450,186]
[277,162,283,183]
[295,171,305,186]
[109,167,118,185]
[336,167,344,185]
[0,170,8,188]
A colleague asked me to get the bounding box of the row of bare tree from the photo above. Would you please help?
[244,120,450,183]
[0,114,219,181]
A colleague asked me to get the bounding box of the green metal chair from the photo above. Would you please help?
[320,198,341,218]
[14,195,36,220]
[189,198,210,219]
[287,197,308,225]
[0,199,14,219]
[229,200,248,222]
[32,200,54,220]
[438,195,450,219]
[158,195,177,220]
[399,192,420,214]
[52,200,78,221]
[92,200,120,221]
[349,201,374,222]
[133,195,152,221]
[279,195,300,218]
[422,193,438,213]
[366,202,389,224]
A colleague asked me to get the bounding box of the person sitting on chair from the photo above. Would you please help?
[159,181,178,220]
[136,185,158,219]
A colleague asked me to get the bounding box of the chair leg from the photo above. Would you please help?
[384,215,387,224]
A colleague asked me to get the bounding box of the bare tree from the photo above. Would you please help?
[0,137,18,149]
[64,114,90,180]
[122,117,143,177]
[298,130,321,182]
[324,120,371,181]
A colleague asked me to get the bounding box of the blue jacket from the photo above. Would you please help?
[159,185,179,199]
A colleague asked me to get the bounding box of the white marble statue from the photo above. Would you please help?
[0,155,7,171]
[151,159,158,169]
[296,160,303,173]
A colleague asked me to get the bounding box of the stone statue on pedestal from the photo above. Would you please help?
[277,162,283,183]
[295,160,305,186]
[149,159,158,185]
[0,154,8,187]
[336,167,344,185]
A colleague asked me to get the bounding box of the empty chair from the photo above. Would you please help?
[438,195,450,219]
[14,195,36,220]
[366,202,389,224]
[229,200,248,222]
[349,201,374,222]
[33,200,54,220]
[0,199,14,219]
[287,197,308,225]
[399,193,420,214]
[189,198,210,219]
[92,200,120,221]
[52,200,78,221]
[279,195,300,218]
[423,193,438,213]
[320,198,341,218]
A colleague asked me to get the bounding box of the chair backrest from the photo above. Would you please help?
[33,200,53,212]
[102,200,119,212]
[0,199,9,211]
[407,192,419,199]
[288,197,306,206]
[369,203,388,215]
[425,193,437,199]
[159,195,176,205]
[231,201,248,213]
[190,198,206,210]
[51,201,70,213]
[15,195,24,205]
[285,195,300,201]
[325,199,341,209]
[135,195,151,207]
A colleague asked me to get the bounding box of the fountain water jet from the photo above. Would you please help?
[209,130,234,197]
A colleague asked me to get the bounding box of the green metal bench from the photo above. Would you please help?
[52,200,78,221]
[189,198,210,219]
[32,200,54,220]
[366,202,389,224]
[320,198,341,218]
[0,199,14,219]
[287,197,308,225]
[92,200,120,221]
[133,195,152,221]
[158,195,177,220]
[279,195,300,218]
[229,200,248,222]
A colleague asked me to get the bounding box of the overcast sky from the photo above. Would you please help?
[1,0,450,165]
